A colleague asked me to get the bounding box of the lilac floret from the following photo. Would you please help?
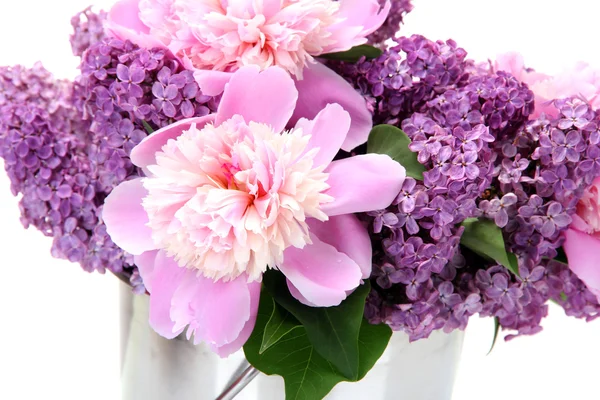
[0,9,219,293]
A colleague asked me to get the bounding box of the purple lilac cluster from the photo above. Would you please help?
[330,35,473,125]
[367,0,413,45]
[365,117,496,339]
[330,35,600,340]
[75,37,218,195]
[73,21,217,287]
[0,63,123,275]
[0,10,218,292]
[485,98,600,327]
[70,7,107,57]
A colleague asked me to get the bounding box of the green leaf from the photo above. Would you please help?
[460,218,520,276]
[367,124,426,180]
[141,120,155,134]
[487,317,501,355]
[245,290,346,400]
[555,247,569,265]
[244,289,392,399]
[263,270,370,380]
[356,319,392,379]
[260,299,301,354]
[319,44,382,62]
[560,292,568,302]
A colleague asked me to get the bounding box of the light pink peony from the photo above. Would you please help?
[102,65,406,356]
[107,0,389,77]
[563,177,600,302]
[495,52,600,118]
[105,0,389,151]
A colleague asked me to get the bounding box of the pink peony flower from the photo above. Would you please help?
[563,177,600,302]
[495,52,600,118]
[102,65,406,356]
[105,0,389,151]
[107,0,389,78]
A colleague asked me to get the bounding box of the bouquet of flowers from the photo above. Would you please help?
[2,0,600,398]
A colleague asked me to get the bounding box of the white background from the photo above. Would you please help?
[1,0,600,399]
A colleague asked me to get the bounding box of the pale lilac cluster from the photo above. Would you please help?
[332,35,598,340]
[0,63,134,279]
[441,98,600,339]
[71,29,218,285]
[367,0,413,45]
[0,11,218,292]
[484,98,600,328]
[75,37,218,194]
[329,35,472,125]
[70,7,107,57]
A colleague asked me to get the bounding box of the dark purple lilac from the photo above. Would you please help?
[332,35,600,342]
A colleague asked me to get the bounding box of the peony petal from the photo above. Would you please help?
[102,178,155,255]
[130,115,216,171]
[279,233,363,307]
[210,281,261,357]
[494,52,526,81]
[134,250,159,292]
[170,272,260,351]
[307,215,372,279]
[105,0,165,50]
[563,228,600,303]
[146,251,187,339]
[570,214,593,233]
[295,103,351,167]
[325,0,391,52]
[216,66,298,133]
[321,154,406,216]
[290,62,372,151]
[286,279,318,307]
[193,69,234,97]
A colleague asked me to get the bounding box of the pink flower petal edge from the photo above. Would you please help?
[321,154,407,216]
[145,251,187,339]
[102,178,155,255]
[133,250,159,292]
[193,70,235,97]
[563,228,600,303]
[138,250,261,353]
[295,103,351,167]
[279,233,364,307]
[307,215,372,279]
[495,52,600,118]
[216,65,298,133]
[291,62,373,151]
[130,115,216,172]
[325,0,392,53]
[104,0,164,50]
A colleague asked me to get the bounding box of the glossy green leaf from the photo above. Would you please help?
[141,120,155,134]
[356,318,392,379]
[260,299,301,354]
[367,124,426,180]
[461,218,519,276]
[320,44,382,62]
[245,289,392,399]
[245,291,344,400]
[263,270,371,380]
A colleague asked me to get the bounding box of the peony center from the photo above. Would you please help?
[141,117,332,282]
